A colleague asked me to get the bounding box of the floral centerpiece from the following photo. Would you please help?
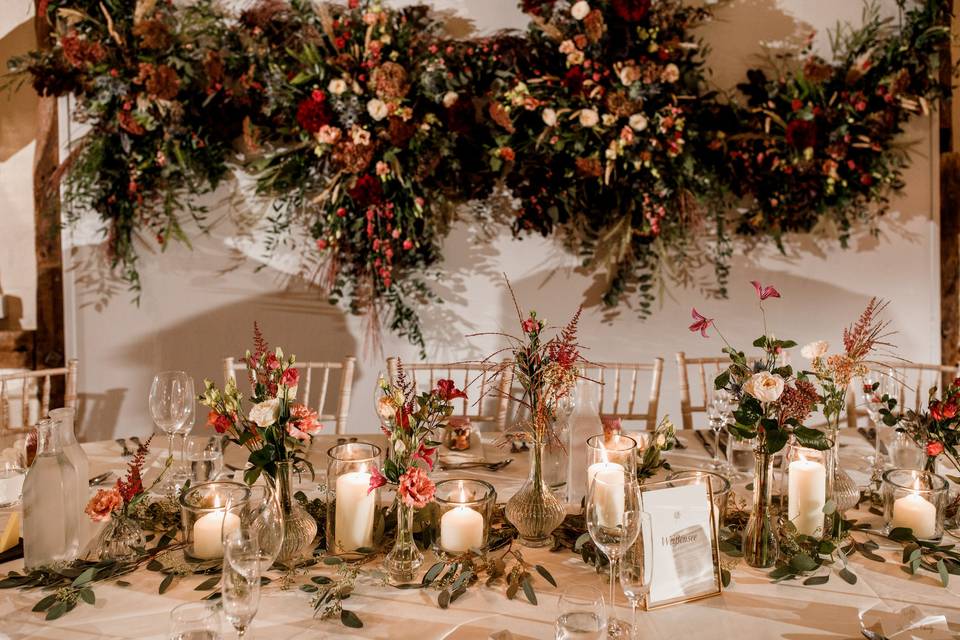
[85,436,165,561]
[199,324,323,563]
[896,380,960,477]
[371,366,466,581]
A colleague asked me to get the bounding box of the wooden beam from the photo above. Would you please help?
[32,1,65,404]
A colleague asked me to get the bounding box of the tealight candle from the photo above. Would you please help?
[440,505,484,553]
[788,456,826,536]
[587,461,625,528]
[892,491,937,539]
[335,470,376,552]
[192,509,240,560]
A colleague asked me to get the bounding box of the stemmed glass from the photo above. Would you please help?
[863,370,895,480]
[619,512,653,639]
[555,585,606,639]
[149,371,194,493]
[222,529,262,639]
[706,389,733,472]
[586,471,641,640]
[225,485,284,573]
[169,602,222,640]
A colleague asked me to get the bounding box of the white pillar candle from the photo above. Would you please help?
[440,506,484,553]
[335,471,376,552]
[892,492,937,539]
[788,458,826,536]
[192,510,240,560]
[587,462,625,528]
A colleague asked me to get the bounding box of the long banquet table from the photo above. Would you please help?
[1,430,959,639]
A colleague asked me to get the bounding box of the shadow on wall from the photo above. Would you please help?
[0,20,38,162]
[76,388,126,442]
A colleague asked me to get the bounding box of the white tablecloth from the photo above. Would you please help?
[1,432,959,639]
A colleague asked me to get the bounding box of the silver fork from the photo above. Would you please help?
[115,438,132,457]
[439,458,513,472]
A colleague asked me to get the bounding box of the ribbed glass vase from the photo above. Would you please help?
[505,440,565,548]
[272,460,317,566]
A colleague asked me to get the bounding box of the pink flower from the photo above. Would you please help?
[85,487,123,522]
[751,280,781,301]
[927,441,945,457]
[265,353,280,370]
[435,379,467,401]
[522,317,539,334]
[397,466,436,508]
[689,308,713,337]
[281,367,299,388]
[368,466,388,494]
[286,403,322,441]
[413,443,438,470]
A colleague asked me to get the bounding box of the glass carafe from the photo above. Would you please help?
[22,418,81,568]
[567,379,604,505]
[49,407,91,550]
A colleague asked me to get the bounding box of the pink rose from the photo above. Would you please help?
[85,487,123,522]
[397,466,435,509]
[281,367,299,388]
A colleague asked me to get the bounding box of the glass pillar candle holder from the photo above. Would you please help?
[586,434,637,486]
[432,479,496,557]
[326,442,382,554]
[179,481,250,561]
[882,468,948,540]
[667,470,731,529]
[779,438,835,539]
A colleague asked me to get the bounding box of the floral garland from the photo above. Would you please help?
[9,0,948,348]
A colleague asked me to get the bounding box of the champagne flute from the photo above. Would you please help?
[149,371,194,493]
[555,584,606,640]
[586,471,641,640]
[619,512,653,639]
[222,530,261,639]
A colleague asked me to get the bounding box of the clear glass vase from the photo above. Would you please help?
[743,449,778,568]
[505,440,565,548]
[93,512,145,562]
[383,501,423,582]
[272,460,317,566]
[826,416,860,512]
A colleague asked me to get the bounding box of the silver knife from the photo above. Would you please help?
[695,431,715,458]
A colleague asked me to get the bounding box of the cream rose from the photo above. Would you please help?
[442,91,459,108]
[571,1,590,20]
[376,396,397,421]
[328,78,347,95]
[367,98,388,121]
[629,113,648,131]
[801,340,830,359]
[579,108,599,128]
[661,63,680,83]
[248,397,281,427]
[542,107,557,127]
[743,371,785,403]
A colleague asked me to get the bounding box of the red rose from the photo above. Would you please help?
[942,402,958,419]
[397,466,436,508]
[785,119,817,149]
[926,441,945,457]
[612,0,651,22]
[281,367,299,388]
[931,401,943,421]
[295,96,331,134]
[348,174,384,208]
[435,378,467,401]
[207,410,233,434]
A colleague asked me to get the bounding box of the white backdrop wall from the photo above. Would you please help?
[32,0,940,440]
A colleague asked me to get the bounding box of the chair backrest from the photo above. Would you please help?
[582,360,664,430]
[845,361,960,428]
[386,358,514,431]
[676,352,763,430]
[0,359,78,433]
[223,356,356,434]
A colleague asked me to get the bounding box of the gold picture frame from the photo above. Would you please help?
[640,475,722,610]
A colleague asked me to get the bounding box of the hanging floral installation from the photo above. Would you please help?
[8,0,949,349]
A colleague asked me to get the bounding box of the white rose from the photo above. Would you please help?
[376,396,396,421]
[542,107,557,127]
[801,340,830,359]
[367,98,388,121]
[661,63,680,83]
[567,51,585,66]
[328,79,347,95]
[743,371,785,403]
[571,1,590,20]
[579,108,599,128]
[629,113,648,131]
[442,91,459,108]
[248,398,280,428]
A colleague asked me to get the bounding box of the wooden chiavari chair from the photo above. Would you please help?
[845,362,960,429]
[223,356,356,434]
[385,358,514,431]
[581,360,664,431]
[676,352,762,430]
[0,359,78,434]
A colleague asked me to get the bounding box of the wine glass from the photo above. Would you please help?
[586,471,641,639]
[185,437,223,483]
[555,584,606,640]
[222,530,262,639]
[149,371,194,492]
[619,512,653,639]
[863,370,896,479]
[708,390,733,472]
[169,601,222,640]
[225,484,284,573]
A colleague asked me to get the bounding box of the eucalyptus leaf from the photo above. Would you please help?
[534,564,557,587]
[340,609,363,628]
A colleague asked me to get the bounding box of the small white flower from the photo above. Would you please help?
[579,108,599,128]
[661,63,680,83]
[602,113,617,127]
[248,398,280,428]
[801,340,830,359]
[618,64,640,86]
[567,50,585,66]
[542,107,557,127]
[328,79,347,96]
[367,98,388,121]
[743,371,785,403]
[629,113,648,131]
[571,1,591,20]
[442,91,459,108]
[559,40,577,55]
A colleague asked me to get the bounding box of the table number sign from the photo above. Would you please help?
[641,477,722,609]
